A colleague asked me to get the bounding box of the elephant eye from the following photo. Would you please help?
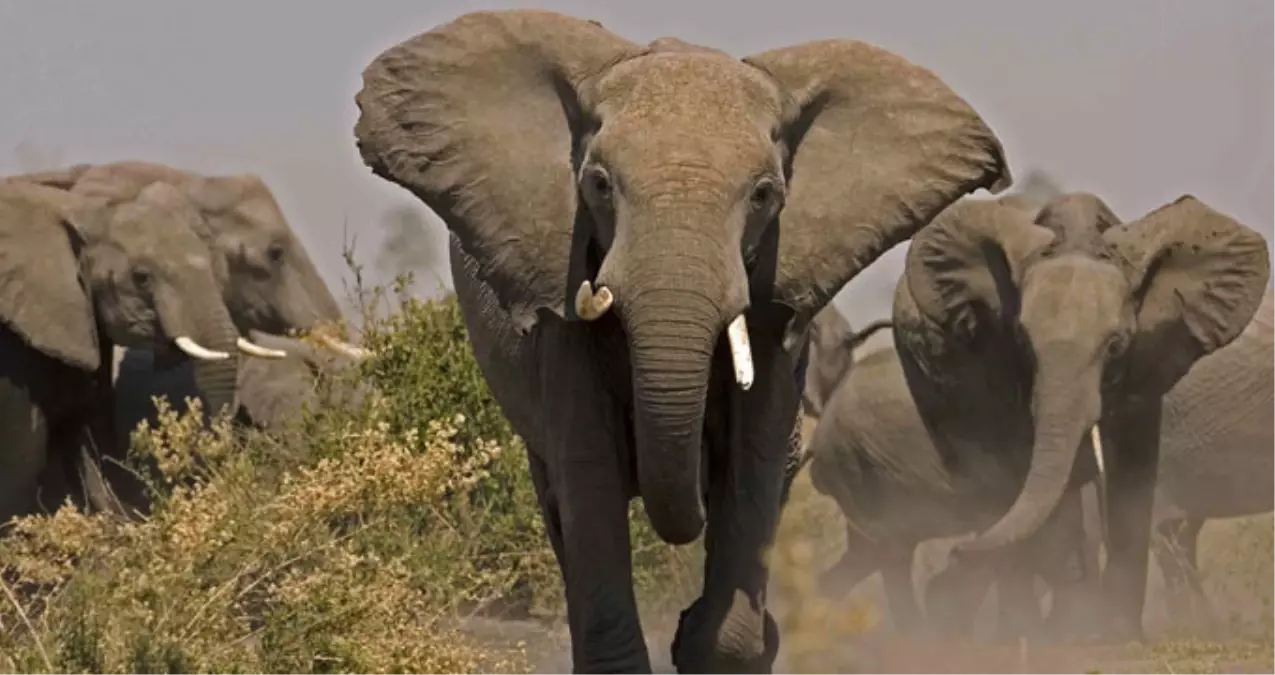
[131,267,153,289]
[1105,333,1128,358]
[266,242,286,264]
[582,167,612,203]
[750,180,781,212]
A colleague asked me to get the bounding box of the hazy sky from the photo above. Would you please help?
[1,1,1271,331]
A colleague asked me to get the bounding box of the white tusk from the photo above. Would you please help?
[1090,425,1105,476]
[173,336,231,361]
[237,337,288,360]
[315,334,373,360]
[574,280,614,321]
[726,314,754,391]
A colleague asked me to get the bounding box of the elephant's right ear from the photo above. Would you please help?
[0,184,101,370]
[353,10,642,333]
[904,198,1054,339]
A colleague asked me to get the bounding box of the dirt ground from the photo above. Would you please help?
[460,416,1273,674]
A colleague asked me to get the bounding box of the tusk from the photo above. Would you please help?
[237,337,288,360]
[315,334,372,360]
[574,280,614,321]
[726,314,754,391]
[173,336,231,361]
[1090,425,1105,476]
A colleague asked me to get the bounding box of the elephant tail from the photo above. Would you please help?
[847,319,892,353]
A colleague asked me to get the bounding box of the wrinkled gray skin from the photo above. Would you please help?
[800,303,893,419]
[0,182,241,524]
[114,331,368,445]
[811,288,1273,638]
[807,341,1100,639]
[353,10,1011,673]
[1121,284,1273,623]
[892,190,1270,642]
[8,161,361,512]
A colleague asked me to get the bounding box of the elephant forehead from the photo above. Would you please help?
[1020,256,1131,333]
[595,52,783,147]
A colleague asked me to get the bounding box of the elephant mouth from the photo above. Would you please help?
[575,279,755,390]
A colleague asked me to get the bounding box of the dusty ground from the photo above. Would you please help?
[459,416,1273,673]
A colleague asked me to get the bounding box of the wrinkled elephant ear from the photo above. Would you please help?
[353,10,642,333]
[0,183,102,370]
[1104,195,1271,395]
[743,40,1013,349]
[903,198,1054,339]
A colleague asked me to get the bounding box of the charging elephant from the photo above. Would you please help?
[0,181,243,524]
[113,330,368,446]
[352,10,1010,672]
[806,339,1100,640]
[891,190,1270,641]
[801,304,893,419]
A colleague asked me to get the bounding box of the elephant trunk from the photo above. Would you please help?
[617,230,747,545]
[159,276,242,419]
[960,349,1101,554]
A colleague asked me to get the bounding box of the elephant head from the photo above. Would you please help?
[353,9,1010,543]
[904,192,1270,554]
[801,305,892,418]
[7,161,368,360]
[0,181,242,417]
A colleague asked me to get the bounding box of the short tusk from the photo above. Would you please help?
[315,334,373,360]
[726,314,754,391]
[173,336,231,361]
[1090,425,1105,476]
[237,337,288,360]
[574,280,614,321]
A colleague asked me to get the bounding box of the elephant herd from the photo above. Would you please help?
[0,162,371,524]
[1,8,1269,675]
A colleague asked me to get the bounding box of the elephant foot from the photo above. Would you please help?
[671,596,779,674]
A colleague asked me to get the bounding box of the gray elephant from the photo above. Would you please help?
[0,181,244,524]
[800,304,893,419]
[807,337,1105,640]
[353,10,1011,673]
[113,330,368,447]
[888,189,1269,641]
[8,160,366,357]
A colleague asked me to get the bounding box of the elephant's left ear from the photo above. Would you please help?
[744,40,1012,349]
[1105,195,1272,395]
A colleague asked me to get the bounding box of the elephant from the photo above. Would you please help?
[7,161,372,513]
[0,180,245,525]
[805,337,1105,640]
[800,303,893,419]
[113,330,368,447]
[352,9,1011,672]
[887,189,1270,641]
[6,160,366,358]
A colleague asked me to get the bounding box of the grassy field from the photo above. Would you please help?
[0,281,1268,673]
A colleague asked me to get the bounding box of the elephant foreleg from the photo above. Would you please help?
[879,544,924,635]
[540,330,649,674]
[672,345,794,674]
[1099,404,1162,642]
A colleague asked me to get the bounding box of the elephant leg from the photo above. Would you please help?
[1038,487,1100,642]
[1099,405,1162,642]
[1154,517,1213,629]
[879,543,924,635]
[0,398,49,524]
[540,330,649,674]
[818,526,880,600]
[925,548,996,639]
[993,554,1043,642]
[672,348,794,674]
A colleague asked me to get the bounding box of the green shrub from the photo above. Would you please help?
[0,271,698,672]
